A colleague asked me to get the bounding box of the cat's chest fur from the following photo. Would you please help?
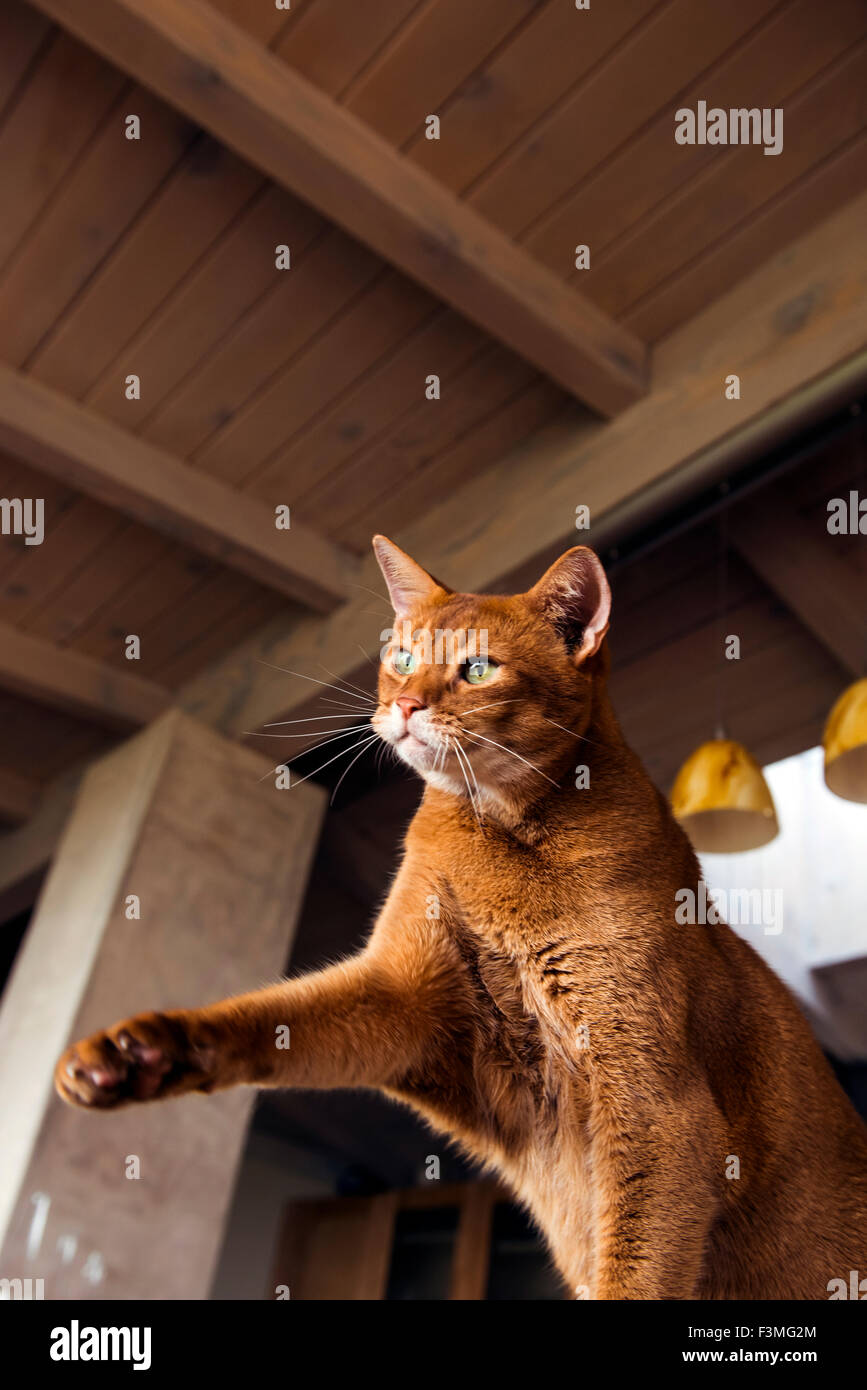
[423,918,600,1292]
[441,816,611,1027]
[395,810,631,1288]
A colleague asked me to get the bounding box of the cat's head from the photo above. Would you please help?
[371,536,611,809]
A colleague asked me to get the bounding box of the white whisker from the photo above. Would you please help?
[348,579,393,608]
[376,739,389,776]
[330,734,379,805]
[258,660,376,704]
[457,738,483,805]
[255,724,374,781]
[461,699,520,716]
[318,695,377,711]
[248,724,370,740]
[463,729,559,787]
[540,714,601,747]
[455,739,484,825]
[262,712,370,727]
[287,732,381,790]
[317,662,376,704]
[452,739,483,829]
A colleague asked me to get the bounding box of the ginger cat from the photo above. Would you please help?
[56,538,867,1299]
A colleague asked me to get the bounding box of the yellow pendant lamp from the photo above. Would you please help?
[823,677,867,803]
[671,738,780,853]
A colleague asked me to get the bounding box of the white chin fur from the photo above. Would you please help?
[394,734,437,771]
[376,705,458,784]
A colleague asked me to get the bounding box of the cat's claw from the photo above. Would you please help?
[54,1012,215,1110]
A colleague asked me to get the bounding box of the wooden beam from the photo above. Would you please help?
[178,191,867,744]
[31,0,647,417]
[0,711,326,1295]
[0,365,356,612]
[0,766,83,927]
[731,489,867,676]
[0,768,41,825]
[0,617,171,728]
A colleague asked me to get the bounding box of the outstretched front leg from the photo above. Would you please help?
[55,865,459,1111]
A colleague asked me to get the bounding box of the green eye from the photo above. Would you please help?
[393,649,417,676]
[464,658,498,684]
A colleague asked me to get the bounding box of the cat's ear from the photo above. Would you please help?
[528,546,611,663]
[372,535,446,618]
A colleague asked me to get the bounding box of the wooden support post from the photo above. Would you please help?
[271,1192,399,1301]
[0,710,325,1299]
[449,1183,497,1300]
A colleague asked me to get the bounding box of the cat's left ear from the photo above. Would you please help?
[372,535,447,619]
[528,546,611,663]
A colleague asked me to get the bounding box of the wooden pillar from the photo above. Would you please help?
[449,1184,497,1300]
[0,711,325,1299]
[272,1193,399,1301]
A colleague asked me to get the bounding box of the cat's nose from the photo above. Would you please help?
[396,695,426,724]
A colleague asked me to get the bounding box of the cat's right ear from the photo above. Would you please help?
[528,546,611,664]
[372,536,446,619]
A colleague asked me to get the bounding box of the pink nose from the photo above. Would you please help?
[396,695,425,724]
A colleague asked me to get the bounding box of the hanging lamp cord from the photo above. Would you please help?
[715,502,730,742]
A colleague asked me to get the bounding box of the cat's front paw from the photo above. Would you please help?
[54,1011,216,1110]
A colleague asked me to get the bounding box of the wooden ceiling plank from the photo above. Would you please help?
[176,190,867,742]
[467,0,781,239]
[0,1,51,117]
[539,0,867,283]
[309,345,539,530]
[624,133,867,343]
[274,0,419,100]
[143,569,284,685]
[252,307,487,509]
[593,40,867,322]
[731,494,867,676]
[0,364,357,611]
[0,617,171,728]
[173,240,393,482]
[0,84,194,368]
[337,377,566,550]
[30,0,648,416]
[28,135,264,400]
[338,0,548,147]
[404,0,659,197]
[82,185,315,428]
[0,31,124,273]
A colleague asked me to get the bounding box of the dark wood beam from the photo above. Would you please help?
[0,617,171,728]
[0,765,83,926]
[0,364,357,612]
[731,489,866,676]
[31,0,648,417]
[0,768,41,825]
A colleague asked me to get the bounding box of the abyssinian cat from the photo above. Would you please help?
[56,537,867,1299]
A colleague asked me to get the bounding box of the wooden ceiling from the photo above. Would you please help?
[0,0,864,829]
